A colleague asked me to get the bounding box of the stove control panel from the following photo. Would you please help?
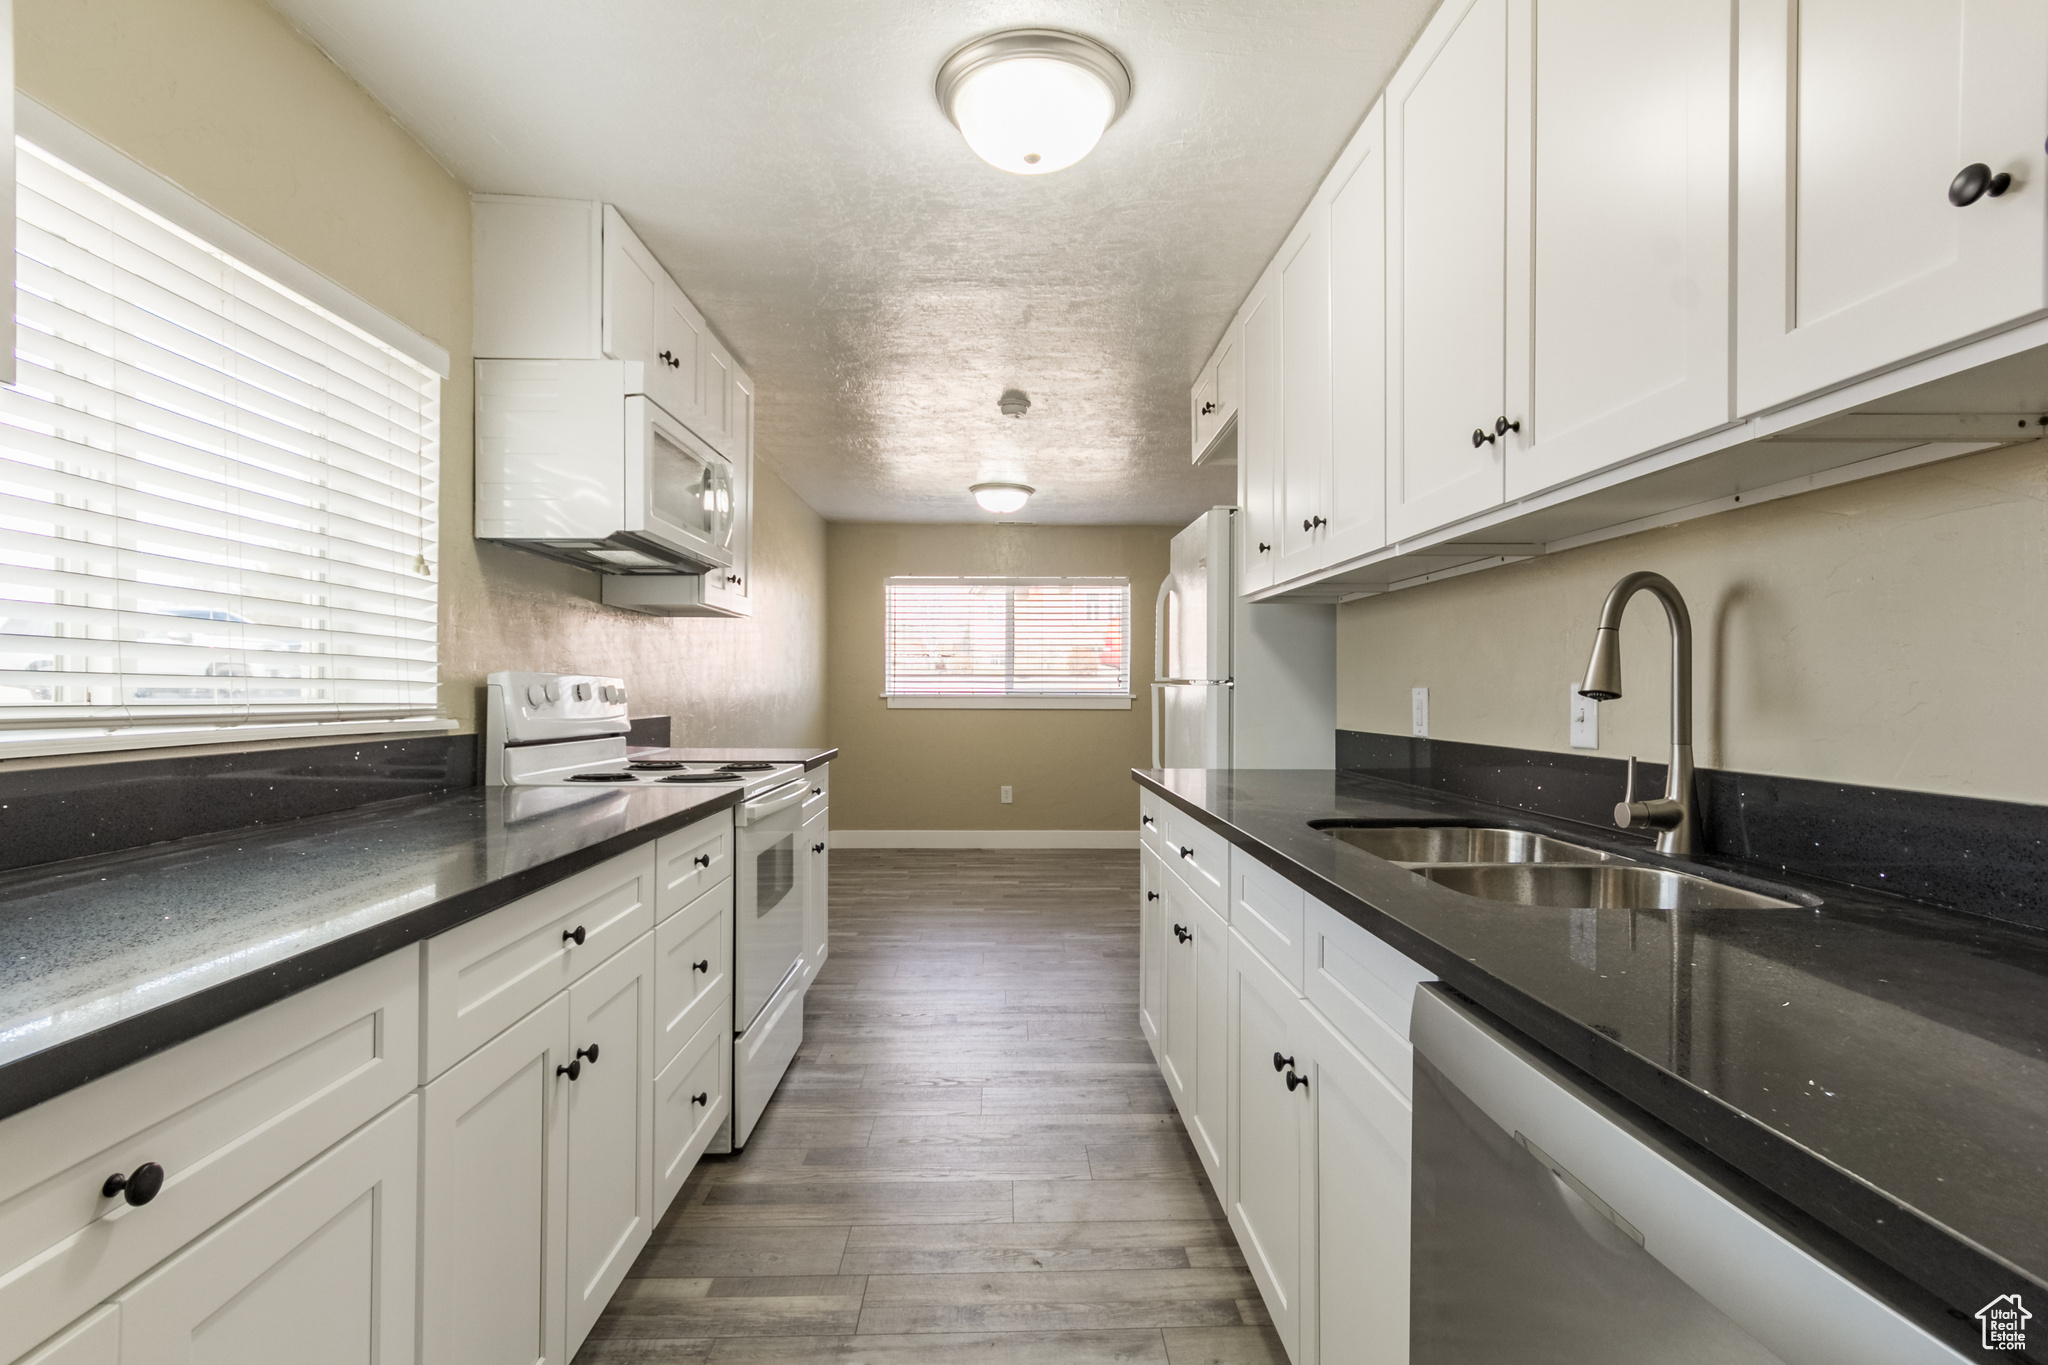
[486,670,631,744]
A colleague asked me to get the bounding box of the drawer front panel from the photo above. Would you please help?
[654,879,733,1075]
[425,845,657,1079]
[1161,803,1229,912]
[802,763,829,822]
[656,814,732,919]
[1138,790,1163,855]
[1304,898,1434,1097]
[654,1007,730,1214]
[1231,851,1307,992]
[0,949,418,1365]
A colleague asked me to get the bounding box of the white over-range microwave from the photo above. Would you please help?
[475,358,735,574]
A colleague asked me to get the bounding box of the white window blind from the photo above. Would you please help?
[0,140,441,732]
[885,577,1131,697]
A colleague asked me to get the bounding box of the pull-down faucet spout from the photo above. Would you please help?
[1577,571,1700,857]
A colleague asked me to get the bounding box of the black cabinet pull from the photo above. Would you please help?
[1472,427,1497,448]
[1173,923,1191,943]
[1257,542,1270,553]
[1286,1069,1309,1094]
[1950,162,2012,206]
[1146,891,1159,901]
[691,1091,709,1106]
[813,841,826,853]
[1179,846,1194,859]
[658,349,681,368]
[727,574,743,586]
[1311,515,1327,528]
[1140,815,1155,827]
[102,1162,165,1207]
[812,787,824,796]
[694,853,712,867]
[557,1059,582,1081]
[1302,518,1313,532]
[1272,1051,1295,1073]
[575,1044,600,1066]
[693,959,710,973]
[563,925,586,946]
[1495,416,1521,438]
[1201,400,1217,415]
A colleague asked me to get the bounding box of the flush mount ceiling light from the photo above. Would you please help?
[971,482,1035,514]
[937,29,1132,175]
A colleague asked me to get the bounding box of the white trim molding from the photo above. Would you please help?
[831,829,1140,850]
[0,716,458,761]
[884,695,1133,710]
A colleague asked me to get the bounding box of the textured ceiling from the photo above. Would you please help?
[269,0,1435,524]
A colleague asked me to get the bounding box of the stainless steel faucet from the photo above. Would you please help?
[1577,571,1700,857]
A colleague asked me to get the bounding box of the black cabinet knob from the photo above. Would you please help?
[575,1044,600,1066]
[1950,162,2012,206]
[657,349,681,368]
[563,925,587,946]
[1173,923,1191,943]
[1257,542,1270,553]
[1472,427,1497,448]
[1146,891,1159,901]
[1141,815,1154,826]
[102,1161,165,1207]
[1201,400,1217,415]
[1179,846,1194,859]
[1302,518,1313,532]
[1272,1051,1295,1073]
[691,1091,709,1106]
[693,958,710,973]
[557,1059,582,1081]
[1311,516,1327,529]
[812,787,824,796]
[1495,416,1521,438]
[1286,1069,1309,1094]
[694,853,712,868]
[813,842,826,853]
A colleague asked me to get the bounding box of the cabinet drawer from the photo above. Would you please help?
[1304,897,1434,1097]
[1160,803,1228,912]
[655,879,734,1073]
[1138,790,1163,855]
[18,1306,116,1365]
[1230,851,1307,991]
[425,845,656,1080]
[0,949,418,1365]
[656,814,732,919]
[654,1007,730,1215]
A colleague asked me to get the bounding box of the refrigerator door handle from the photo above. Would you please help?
[1152,576,1175,768]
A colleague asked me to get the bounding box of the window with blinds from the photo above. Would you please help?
[0,140,441,734]
[884,577,1131,703]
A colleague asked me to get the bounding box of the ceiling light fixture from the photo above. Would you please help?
[937,29,1132,176]
[971,482,1035,514]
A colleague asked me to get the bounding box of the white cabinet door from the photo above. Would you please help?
[1304,1007,1412,1365]
[1737,0,2048,413]
[1158,870,1202,1106]
[602,208,660,379]
[1279,213,1333,576]
[1192,354,1222,459]
[1237,286,1283,593]
[421,994,570,1365]
[803,804,829,981]
[1387,0,1512,541]
[1189,893,1231,1191]
[699,336,734,447]
[1325,102,1389,566]
[1138,843,1165,1049]
[696,371,753,618]
[655,276,706,425]
[116,1097,417,1365]
[563,934,656,1355]
[1509,0,1733,498]
[1227,929,1312,1362]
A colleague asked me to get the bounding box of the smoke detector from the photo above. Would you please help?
[998,389,1031,419]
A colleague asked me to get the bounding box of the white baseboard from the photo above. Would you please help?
[832,829,1140,850]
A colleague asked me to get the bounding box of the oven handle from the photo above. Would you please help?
[737,778,809,825]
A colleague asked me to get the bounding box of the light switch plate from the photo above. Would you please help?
[1411,687,1429,738]
[1000,785,1013,804]
[1569,687,1599,750]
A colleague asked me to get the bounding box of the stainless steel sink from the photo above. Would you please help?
[1323,825,1623,865]
[1415,863,1802,911]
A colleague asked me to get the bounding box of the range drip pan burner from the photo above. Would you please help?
[565,772,640,783]
[715,761,780,772]
[658,773,743,784]
[627,760,693,771]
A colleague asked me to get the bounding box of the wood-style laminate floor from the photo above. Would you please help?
[576,848,1283,1365]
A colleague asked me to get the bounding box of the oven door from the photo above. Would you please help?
[623,395,735,570]
[734,780,809,1032]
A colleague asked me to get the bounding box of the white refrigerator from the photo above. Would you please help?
[1152,507,1336,770]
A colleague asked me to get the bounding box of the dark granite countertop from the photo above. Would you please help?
[1135,766,2048,1343]
[631,746,838,772]
[0,745,837,1121]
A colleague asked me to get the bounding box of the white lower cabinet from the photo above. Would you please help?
[654,1011,731,1213]
[1228,930,1313,1360]
[802,799,829,986]
[115,1097,418,1365]
[1157,869,1202,1106]
[1138,844,1165,1049]
[1189,893,1231,1187]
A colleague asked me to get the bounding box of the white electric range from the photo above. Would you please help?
[483,670,812,1148]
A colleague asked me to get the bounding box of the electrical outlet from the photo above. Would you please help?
[1000,785,1013,804]
[1570,687,1599,750]
[1411,687,1429,738]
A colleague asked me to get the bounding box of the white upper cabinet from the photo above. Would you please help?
[1192,325,1242,463]
[1278,217,1333,576]
[1324,104,1390,566]
[1509,0,1735,499]
[1736,0,2048,413]
[1238,284,1284,593]
[1386,0,1513,542]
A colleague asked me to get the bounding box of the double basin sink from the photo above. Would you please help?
[1318,824,1805,911]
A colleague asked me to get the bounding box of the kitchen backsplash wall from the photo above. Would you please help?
[13,0,829,768]
[1336,440,2048,808]
[826,522,1171,835]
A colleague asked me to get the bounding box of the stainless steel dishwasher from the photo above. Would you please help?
[1409,986,1967,1364]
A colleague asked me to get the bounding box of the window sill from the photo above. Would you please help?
[883,695,1133,710]
[0,715,459,761]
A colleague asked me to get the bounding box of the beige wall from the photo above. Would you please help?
[16,0,827,755]
[1336,441,2048,804]
[826,523,1171,831]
